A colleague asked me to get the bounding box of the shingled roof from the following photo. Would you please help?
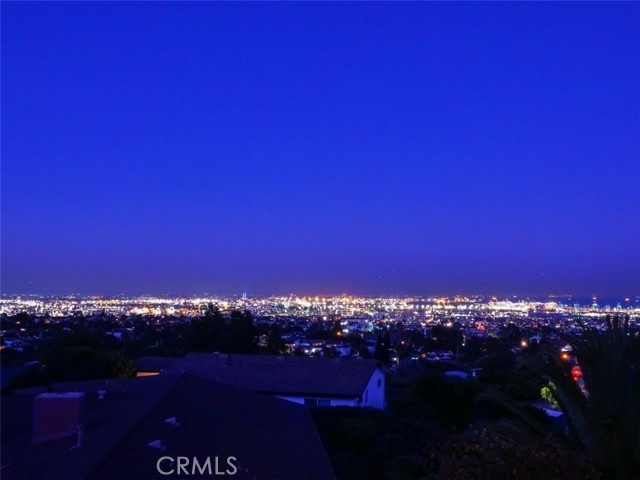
[1,374,335,480]
[154,354,382,398]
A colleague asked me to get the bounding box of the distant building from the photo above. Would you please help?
[137,353,386,409]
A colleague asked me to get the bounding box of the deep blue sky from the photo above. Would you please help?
[2,2,639,296]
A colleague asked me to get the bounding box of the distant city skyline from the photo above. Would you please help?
[2,291,637,319]
[2,2,639,296]
[2,288,638,300]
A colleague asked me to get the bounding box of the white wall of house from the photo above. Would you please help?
[272,368,385,409]
[359,368,385,409]
[274,395,358,407]
[325,397,359,407]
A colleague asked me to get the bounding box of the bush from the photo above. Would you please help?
[436,428,601,479]
[414,372,479,430]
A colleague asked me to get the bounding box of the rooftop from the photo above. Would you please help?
[139,353,383,398]
[2,374,335,480]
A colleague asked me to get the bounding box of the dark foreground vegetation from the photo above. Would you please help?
[2,305,266,388]
[313,316,638,479]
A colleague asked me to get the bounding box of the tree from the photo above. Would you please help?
[189,303,226,352]
[428,324,462,352]
[228,310,256,353]
[414,372,479,430]
[463,335,485,362]
[498,323,522,346]
[540,383,560,410]
[374,331,390,364]
[436,428,601,479]
[537,315,640,478]
[263,324,285,354]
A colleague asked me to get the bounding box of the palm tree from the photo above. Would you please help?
[540,315,639,478]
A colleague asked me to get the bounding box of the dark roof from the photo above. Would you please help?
[94,375,335,480]
[152,354,382,398]
[1,375,335,480]
[1,375,177,480]
[136,355,183,372]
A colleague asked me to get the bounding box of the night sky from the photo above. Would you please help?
[2,2,639,297]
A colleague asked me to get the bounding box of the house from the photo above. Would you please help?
[1,374,335,479]
[137,353,386,409]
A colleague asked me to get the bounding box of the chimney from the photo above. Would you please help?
[32,392,84,445]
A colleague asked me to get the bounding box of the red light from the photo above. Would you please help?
[571,366,582,381]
